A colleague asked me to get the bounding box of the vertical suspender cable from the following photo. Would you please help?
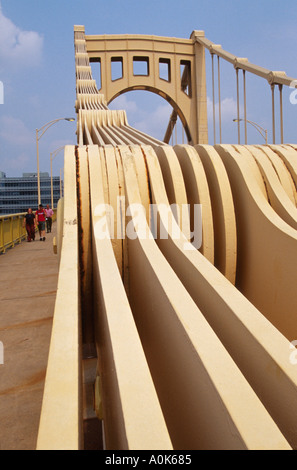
[236,68,240,144]
[211,53,216,144]
[217,55,222,144]
[243,70,247,145]
[279,84,284,144]
[271,84,276,144]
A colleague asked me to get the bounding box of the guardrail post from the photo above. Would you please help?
[0,219,4,253]
[10,216,14,249]
[18,215,21,244]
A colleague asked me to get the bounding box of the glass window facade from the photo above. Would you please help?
[0,172,63,215]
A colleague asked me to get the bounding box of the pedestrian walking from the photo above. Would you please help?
[23,208,36,242]
[45,204,54,233]
[36,204,46,241]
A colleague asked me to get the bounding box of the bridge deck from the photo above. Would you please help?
[0,224,58,450]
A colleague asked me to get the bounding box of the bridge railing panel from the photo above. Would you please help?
[0,214,26,254]
[0,210,57,254]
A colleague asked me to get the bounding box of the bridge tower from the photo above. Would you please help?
[77,26,208,145]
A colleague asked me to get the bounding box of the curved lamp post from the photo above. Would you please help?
[36,117,75,205]
[50,145,66,209]
[233,118,268,144]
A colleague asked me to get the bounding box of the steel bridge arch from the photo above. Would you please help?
[85,30,208,145]
[107,85,193,144]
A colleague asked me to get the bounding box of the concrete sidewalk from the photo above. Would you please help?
[0,223,59,450]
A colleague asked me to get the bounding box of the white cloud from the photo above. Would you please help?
[0,115,35,174]
[133,102,171,139]
[111,94,239,141]
[109,93,171,140]
[109,94,138,114]
[207,96,240,122]
[0,7,43,68]
[0,116,33,146]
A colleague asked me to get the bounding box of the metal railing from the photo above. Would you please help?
[0,210,57,254]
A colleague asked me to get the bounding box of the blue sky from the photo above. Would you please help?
[0,0,297,176]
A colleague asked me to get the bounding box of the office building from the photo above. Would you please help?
[0,172,62,215]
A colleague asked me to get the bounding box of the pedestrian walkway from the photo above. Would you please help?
[0,223,58,450]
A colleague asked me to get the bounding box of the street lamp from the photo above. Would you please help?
[233,118,268,144]
[36,117,75,205]
[50,145,65,209]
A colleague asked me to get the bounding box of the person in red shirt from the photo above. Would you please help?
[35,204,46,241]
